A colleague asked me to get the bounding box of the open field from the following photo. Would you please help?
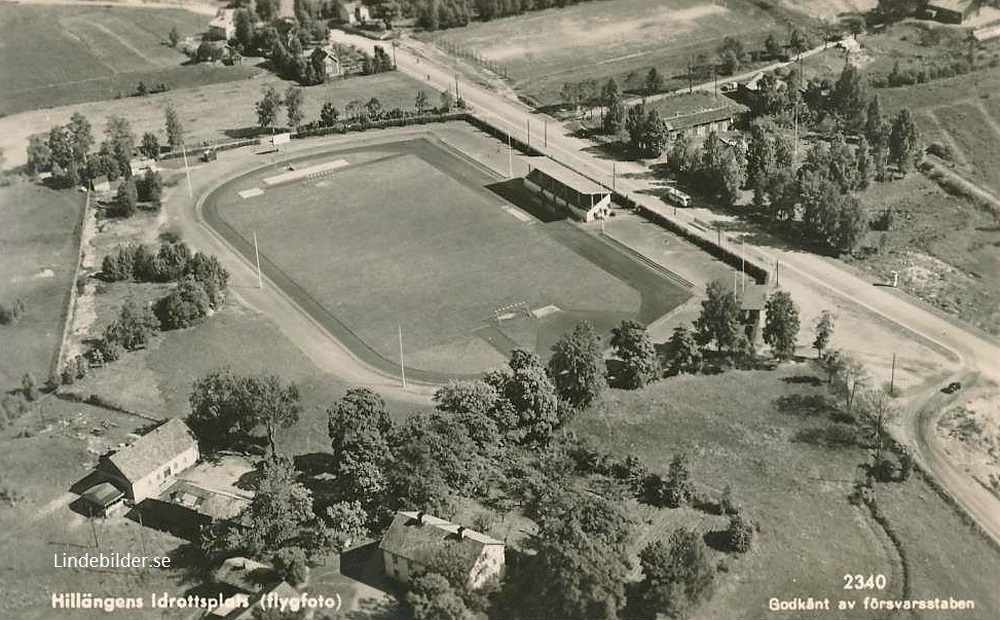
[572,363,1000,618]
[424,0,812,105]
[0,4,246,115]
[0,71,428,170]
[209,135,692,376]
[0,183,85,391]
[845,172,1000,335]
[930,101,1000,195]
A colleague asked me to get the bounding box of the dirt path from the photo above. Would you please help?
[85,17,161,66]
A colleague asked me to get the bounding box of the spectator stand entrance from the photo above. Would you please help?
[523,157,612,222]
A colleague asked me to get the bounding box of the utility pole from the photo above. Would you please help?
[612,163,616,191]
[507,132,513,178]
[181,141,193,199]
[889,353,896,394]
[775,258,780,287]
[741,238,746,295]
[454,75,459,101]
[398,325,406,388]
[253,232,262,289]
[526,119,531,147]
[544,119,547,148]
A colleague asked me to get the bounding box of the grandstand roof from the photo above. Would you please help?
[526,158,610,196]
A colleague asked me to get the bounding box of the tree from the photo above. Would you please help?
[762,290,800,361]
[889,109,921,174]
[635,530,714,619]
[188,370,300,454]
[644,67,663,98]
[485,350,560,445]
[812,311,835,358]
[319,102,340,126]
[139,132,160,159]
[664,326,702,376]
[273,546,309,585]
[136,169,164,204]
[116,177,138,217]
[325,500,369,552]
[48,125,75,173]
[164,106,184,150]
[718,36,745,75]
[695,279,742,352]
[789,28,809,54]
[609,320,659,389]
[407,573,478,620]
[831,355,868,414]
[234,9,253,50]
[22,373,39,401]
[832,62,868,129]
[67,113,94,166]
[256,0,280,21]
[327,388,394,513]
[104,116,135,176]
[155,277,210,330]
[256,85,283,129]
[104,297,158,352]
[864,96,888,148]
[26,133,52,175]
[642,109,669,158]
[168,25,180,47]
[526,491,633,619]
[664,453,693,507]
[726,511,754,552]
[415,90,430,112]
[861,388,894,461]
[185,252,229,308]
[856,136,874,189]
[439,89,454,112]
[548,322,606,410]
[764,33,783,59]
[285,87,305,129]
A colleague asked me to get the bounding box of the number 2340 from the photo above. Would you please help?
[843,574,887,590]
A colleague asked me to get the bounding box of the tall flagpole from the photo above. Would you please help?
[507,132,513,179]
[398,325,407,388]
[181,142,193,199]
[253,232,262,289]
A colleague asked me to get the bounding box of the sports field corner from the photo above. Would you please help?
[200,125,695,379]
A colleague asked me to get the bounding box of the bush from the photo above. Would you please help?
[155,277,211,330]
[725,512,754,553]
[0,299,25,325]
[927,142,954,161]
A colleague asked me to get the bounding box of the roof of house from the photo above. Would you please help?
[102,418,197,483]
[379,511,503,573]
[649,91,748,132]
[81,482,124,507]
[526,158,610,196]
[161,480,250,520]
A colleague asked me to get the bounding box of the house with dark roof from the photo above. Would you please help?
[380,511,505,589]
[524,157,612,222]
[649,91,749,140]
[95,418,199,502]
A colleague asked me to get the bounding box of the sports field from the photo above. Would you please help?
[206,135,691,378]
[0,4,255,115]
[426,0,811,105]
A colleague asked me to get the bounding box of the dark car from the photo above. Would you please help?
[941,382,962,394]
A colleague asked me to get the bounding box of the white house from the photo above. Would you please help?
[96,418,199,502]
[379,511,505,590]
[338,1,372,24]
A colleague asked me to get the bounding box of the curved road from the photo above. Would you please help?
[329,29,1000,543]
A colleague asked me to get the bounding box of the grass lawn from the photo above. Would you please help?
[0,183,85,391]
[930,101,1000,195]
[210,136,691,376]
[573,363,899,619]
[0,4,227,115]
[846,173,1000,335]
[425,0,811,105]
[878,477,1000,618]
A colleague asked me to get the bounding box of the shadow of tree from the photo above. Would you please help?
[774,393,834,417]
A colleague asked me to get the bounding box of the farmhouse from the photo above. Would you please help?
[338,1,372,24]
[651,92,749,140]
[380,511,505,589]
[524,157,612,222]
[207,9,237,41]
[94,418,199,502]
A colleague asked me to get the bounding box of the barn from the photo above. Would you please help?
[524,158,612,222]
[651,91,749,140]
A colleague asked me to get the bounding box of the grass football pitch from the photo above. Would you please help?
[207,135,691,378]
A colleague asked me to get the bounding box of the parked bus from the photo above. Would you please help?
[665,186,691,207]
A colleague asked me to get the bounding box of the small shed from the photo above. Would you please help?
[80,482,125,517]
[90,175,112,193]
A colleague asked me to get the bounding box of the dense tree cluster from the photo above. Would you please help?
[101,242,229,305]
[97,298,158,362]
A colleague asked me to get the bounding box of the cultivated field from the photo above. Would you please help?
[208,135,691,377]
[572,364,1000,619]
[0,184,85,391]
[0,4,244,115]
[0,71,428,170]
[425,0,813,105]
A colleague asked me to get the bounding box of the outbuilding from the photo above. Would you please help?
[95,418,199,503]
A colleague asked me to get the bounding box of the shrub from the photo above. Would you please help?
[927,142,954,161]
[0,299,25,325]
[155,277,211,330]
[725,512,754,553]
[21,373,38,401]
